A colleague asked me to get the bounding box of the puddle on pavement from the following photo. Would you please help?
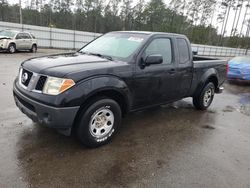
[222,93,250,116]
[202,125,215,130]
[223,106,236,112]
[238,93,250,116]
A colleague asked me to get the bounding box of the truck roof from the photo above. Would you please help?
[113,30,187,38]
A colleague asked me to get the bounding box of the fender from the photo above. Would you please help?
[192,68,219,96]
[59,75,132,109]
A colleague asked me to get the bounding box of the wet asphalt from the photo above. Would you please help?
[0,50,250,188]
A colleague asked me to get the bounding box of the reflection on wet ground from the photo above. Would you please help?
[0,83,249,188]
[0,52,250,187]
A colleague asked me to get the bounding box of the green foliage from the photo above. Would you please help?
[0,0,249,48]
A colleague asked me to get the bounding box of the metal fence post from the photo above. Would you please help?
[73,30,76,50]
[49,26,52,48]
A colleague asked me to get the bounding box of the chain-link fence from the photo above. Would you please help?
[0,21,101,49]
[192,44,249,57]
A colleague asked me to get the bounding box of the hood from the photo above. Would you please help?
[22,52,129,80]
[0,36,11,40]
[229,61,250,70]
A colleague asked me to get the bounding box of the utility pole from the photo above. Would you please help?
[230,1,239,37]
[233,0,244,36]
[240,0,250,36]
[245,19,250,55]
[237,0,250,46]
[219,2,229,46]
[19,0,23,31]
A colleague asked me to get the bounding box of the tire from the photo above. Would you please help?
[8,43,16,54]
[30,44,37,53]
[193,82,215,110]
[76,98,122,148]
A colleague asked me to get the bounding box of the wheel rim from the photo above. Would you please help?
[9,46,15,53]
[203,88,214,107]
[89,108,114,138]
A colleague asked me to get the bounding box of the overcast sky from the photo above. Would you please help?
[9,0,250,36]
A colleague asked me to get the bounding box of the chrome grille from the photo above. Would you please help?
[20,69,33,87]
[35,76,47,91]
[19,68,47,93]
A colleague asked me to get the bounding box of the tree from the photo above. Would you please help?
[1,0,250,48]
[132,0,146,30]
[103,0,122,32]
[233,0,244,36]
[82,0,103,32]
[120,0,133,30]
[0,0,9,21]
[143,0,169,31]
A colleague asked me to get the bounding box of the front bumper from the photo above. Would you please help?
[13,84,80,129]
[0,47,7,51]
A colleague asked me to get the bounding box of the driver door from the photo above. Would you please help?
[132,37,178,109]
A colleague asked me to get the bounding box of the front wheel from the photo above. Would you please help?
[193,82,215,110]
[76,98,122,148]
[8,43,16,53]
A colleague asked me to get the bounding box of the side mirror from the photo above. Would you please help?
[192,51,198,55]
[145,54,163,66]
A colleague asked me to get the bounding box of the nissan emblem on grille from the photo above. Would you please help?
[21,72,29,84]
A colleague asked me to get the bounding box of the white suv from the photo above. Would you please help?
[0,30,37,53]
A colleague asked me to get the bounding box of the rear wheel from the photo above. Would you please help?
[76,98,121,148]
[193,82,215,110]
[8,43,16,53]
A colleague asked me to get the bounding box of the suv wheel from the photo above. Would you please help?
[193,82,215,110]
[8,44,16,53]
[30,44,37,53]
[76,98,121,148]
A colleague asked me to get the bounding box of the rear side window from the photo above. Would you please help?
[23,33,31,39]
[144,38,172,64]
[177,38,190,64]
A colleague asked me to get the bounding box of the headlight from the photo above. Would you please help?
[43,77,75,95]
[0,39,6,45]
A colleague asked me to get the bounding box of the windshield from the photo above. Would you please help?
[0,30,16,38]
[230,56,250,64]
[79,33,148,60]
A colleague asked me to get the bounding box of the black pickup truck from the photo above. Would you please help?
[13,31,227,147]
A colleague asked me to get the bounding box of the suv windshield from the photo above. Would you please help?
[79,33,148,60]
[0,30,16,38]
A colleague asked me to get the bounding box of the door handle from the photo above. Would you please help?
[168,69,176,74]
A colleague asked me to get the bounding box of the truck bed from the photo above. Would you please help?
[193,55,221,61]
[193,55,227,69]
[190,56,228,95]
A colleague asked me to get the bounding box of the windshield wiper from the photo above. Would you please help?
[89,52,113,61]
[80,51,113,61]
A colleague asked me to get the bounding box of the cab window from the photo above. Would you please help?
[177,38,190,64]
[144,38,172,64]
